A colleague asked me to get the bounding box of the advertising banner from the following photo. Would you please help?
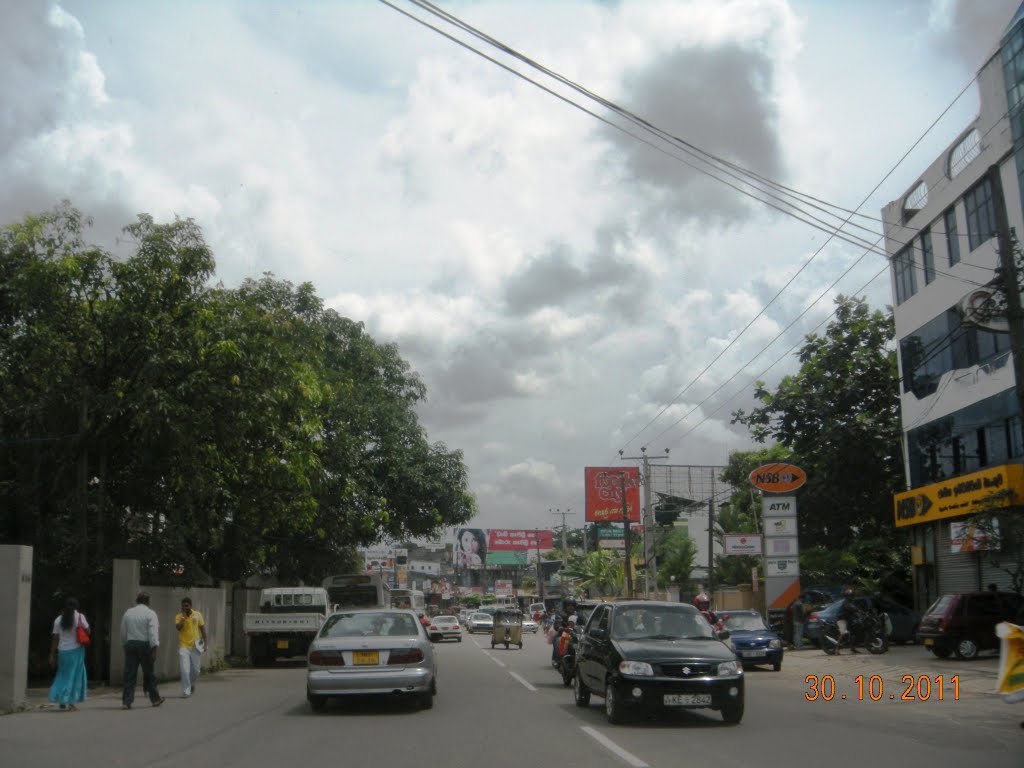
[487,529,554,551]
[585,466,641,522]
[599,538,626,550]
[766,537,799,556]
[893,464,1024,528]
[596,523,625,539]
[453,528,487,569]
[764,516,798,536]
[762,496,797,517]
[950,519,999,553]
[494,579,514,595]
[765,558,800,577]
[749,463,807,493]
[722,534,763,555]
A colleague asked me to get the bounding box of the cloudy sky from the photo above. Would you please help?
[2,0,1020,533]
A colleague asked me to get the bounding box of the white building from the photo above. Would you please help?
[884,6,1024,606]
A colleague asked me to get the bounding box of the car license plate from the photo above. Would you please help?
[664,694,711,706]
[276,640,289,650]
[741,650,764,658]
[353,651,379,665]
[923,638,934,646]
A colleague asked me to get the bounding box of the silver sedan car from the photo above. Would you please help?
[466,612,494,633]
[306,609,437,711]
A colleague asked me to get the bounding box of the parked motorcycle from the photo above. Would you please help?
[820,611,889,655]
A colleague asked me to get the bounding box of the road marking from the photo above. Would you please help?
[581,726,649,768]
[484,652,506,668]
[508,671,536,691]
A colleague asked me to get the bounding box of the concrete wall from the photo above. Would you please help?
[109,559,227,686]
[0,546,32,711]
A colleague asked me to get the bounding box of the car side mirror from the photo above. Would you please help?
[717,629,731,641]
[589,627,606,640]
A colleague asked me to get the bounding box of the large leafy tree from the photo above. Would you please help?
[731,296,903,550]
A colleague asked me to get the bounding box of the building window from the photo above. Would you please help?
[904,181,929,216]
[944,207,960,266]
[921,230,935,285]
[963,176,997,251]
[948,128,981,179]
[893,245,917,304]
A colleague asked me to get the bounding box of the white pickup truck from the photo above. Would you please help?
[244,587,329,665]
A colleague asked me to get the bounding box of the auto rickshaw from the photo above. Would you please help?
[491,608,523,649]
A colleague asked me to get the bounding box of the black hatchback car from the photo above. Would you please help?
[573,601,744,724]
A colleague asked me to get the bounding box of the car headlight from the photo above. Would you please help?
[619,660,654,676]
[717,660,740,677]
[769,639,782,649]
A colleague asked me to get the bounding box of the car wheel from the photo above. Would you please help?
[418,692,434,709]
[932,646,952,659]
[573,671,591,707]
[955,639,979,660]
[457,637,462,643]
[721,700,744,724]
[307,692,327,712]
[773,660,782,671]
[604,681,625,724]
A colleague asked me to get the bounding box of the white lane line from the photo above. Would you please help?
[483,652,506,668]
[508,671,536,691]
[581,726,649,768]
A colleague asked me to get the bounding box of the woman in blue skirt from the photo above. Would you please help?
[48,597,90,711]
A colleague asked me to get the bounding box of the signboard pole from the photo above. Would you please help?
[622,473,633,599]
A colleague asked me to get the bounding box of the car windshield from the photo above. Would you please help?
[433,616,456,624]
[925,595,954,615]
[610,607,715,640]
[471,613,491,620]
[320,612,419,638]
[722,613,768,631]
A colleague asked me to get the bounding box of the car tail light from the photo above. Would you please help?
[429,625,438,631]
[309,650,345,667]
[453,625,459,630]
[388,648,425,665]
[809,612,819,621]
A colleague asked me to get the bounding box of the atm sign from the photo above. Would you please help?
[749,463,807,493]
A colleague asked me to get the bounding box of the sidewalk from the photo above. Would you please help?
[782,643,1001,697]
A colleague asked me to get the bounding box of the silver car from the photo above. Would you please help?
[306,609,437,711]
[467,612,494,633]
[522,616,539,634]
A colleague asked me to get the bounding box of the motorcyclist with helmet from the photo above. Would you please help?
[693,592,723,631]
[836,588,862,654]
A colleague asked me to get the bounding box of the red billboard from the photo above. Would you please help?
[487,529,554,551]
[585,467,641,522]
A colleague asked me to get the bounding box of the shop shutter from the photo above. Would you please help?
[934,521,980,594]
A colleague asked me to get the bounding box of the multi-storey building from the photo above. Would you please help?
[884,8,1024,608]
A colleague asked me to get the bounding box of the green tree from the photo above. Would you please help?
[656,529,698,589]
[566,550,624,596]
[731,296,903,550]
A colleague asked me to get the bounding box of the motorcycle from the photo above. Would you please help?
[820,611,889,655]
[556,626,580,686]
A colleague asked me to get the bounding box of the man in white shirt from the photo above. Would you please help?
[120,592,164,709]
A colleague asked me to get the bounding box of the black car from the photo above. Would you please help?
[573,601,744,724]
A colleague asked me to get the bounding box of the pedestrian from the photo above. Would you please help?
[120,591,164,709]
[48,597,90,711]
[175,597,208,698]
[791,596,805,650]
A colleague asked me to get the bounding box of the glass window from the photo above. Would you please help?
[921,230,935,285]
[899,311,956,396]
[904,181,929,212]
[963,177,997,251]
[948,129,981,178]
[893,245,917,304]
[944,207,960,266]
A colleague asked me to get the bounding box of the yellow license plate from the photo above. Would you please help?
[923,638,934,646]
[353,651,379,665]
[276,640,289,649]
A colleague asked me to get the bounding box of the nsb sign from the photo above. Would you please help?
[749,463,807,493]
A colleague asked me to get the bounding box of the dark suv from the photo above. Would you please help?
[916,591,1023,659]
[573,601,744,724]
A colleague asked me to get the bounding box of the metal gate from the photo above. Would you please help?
[934,521,980,594]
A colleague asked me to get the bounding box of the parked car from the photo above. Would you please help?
[466,612,494,633]
[805,596,918,647]
[916,591,1024,660]
[427,615,462,642]
[522,616,539,633]
[306,609,436,712]
[719,610,784,671]
[573,600,744,725]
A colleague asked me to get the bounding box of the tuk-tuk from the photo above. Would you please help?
[491,608,523,649]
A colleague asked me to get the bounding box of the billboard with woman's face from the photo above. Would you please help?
[454,528,487,569]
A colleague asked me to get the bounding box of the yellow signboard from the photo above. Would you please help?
[892,464,1024,528]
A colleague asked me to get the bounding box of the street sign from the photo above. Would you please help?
[762,496,797,517]
[596,523,624,539]
[599,538,626,550]
[749,464,807,493]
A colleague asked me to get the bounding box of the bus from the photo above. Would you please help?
[321,573,390,610]
[389,588,426,615]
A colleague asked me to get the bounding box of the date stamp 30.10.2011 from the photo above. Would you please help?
[805,674,960,702]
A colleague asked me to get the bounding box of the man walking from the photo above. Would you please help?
[120,592,164,709]
[175,597,208,698]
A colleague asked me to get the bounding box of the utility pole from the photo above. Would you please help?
[620,447,670,598]
[707,474,717,604]
[620,472,633,599]
[989,164,1024,418]
[551,508,577,597]
[535,528,545,604]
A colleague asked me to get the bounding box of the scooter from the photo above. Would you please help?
[820,612,888,655]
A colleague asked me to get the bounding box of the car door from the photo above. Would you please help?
[579,605,610,691]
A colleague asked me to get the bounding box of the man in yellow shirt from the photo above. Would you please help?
[175,597,208,698]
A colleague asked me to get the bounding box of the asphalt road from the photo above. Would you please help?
[2,634,1021,768]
